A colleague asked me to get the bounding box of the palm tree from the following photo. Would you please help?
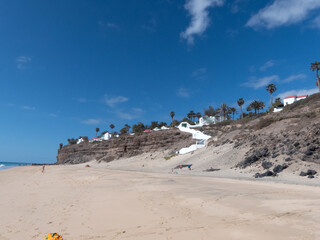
[220,103,228,120]
[170,111,175,126]
[110,124,115,136]
[237,98,245,119]
[196,112,202,121]
[204,105,218,116]
[266,84,277,106]
[124,124,130,131]
[249,101,260,114]
[95,127,100,137]
[187,110,195,121]
[311,61,320,91]
[258,101,265,113]
[229,107,237,120]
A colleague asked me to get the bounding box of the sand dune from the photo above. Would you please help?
[1,165,320,240]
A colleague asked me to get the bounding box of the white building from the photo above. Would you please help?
[274,94,308,113]
[89,137,102,143]
[101,132,112,140]
[198,115,225,126]
[284,95,308,106]
[77,138,84,144]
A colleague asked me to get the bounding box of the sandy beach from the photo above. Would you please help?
[1,164,320,240]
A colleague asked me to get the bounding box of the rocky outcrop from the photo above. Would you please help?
[57,129,195,164]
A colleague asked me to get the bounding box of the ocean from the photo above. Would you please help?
[0,162,31,170]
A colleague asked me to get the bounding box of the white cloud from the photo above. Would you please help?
[312,15,320,29]
[246,0,320,29]
[276,88,318,99]
[259,60,275,71]
[191,67,207,80]
[177,88,190,98]
[181,0,225,44]
[99,21,119,30]
[242,75,280,89]
[81,118,102,125]
[117,108,144,120]
[21,106,36,111]
[105,95,128,107]
[48,113,58,117]
[282,74,307,83]
[243,73,307,89]
[16,56,32,70]
[77,97,87,103]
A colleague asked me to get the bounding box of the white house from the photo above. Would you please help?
[198,115,225,126]
[274,94,308,113]
[77,138,84,144]
[101,132,112,140]
[284,95,308,106]
[89,137,102,143]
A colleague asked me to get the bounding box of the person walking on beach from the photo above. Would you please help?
[42,165,45,173]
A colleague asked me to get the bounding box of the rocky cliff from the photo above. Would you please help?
[57,129,195,164]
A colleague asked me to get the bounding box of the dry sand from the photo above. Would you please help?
[1,164,320,240]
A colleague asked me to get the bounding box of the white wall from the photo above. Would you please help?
[178,125,211,155]
[284,97,296,106]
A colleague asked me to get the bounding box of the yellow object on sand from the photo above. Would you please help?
[45,233,63,240]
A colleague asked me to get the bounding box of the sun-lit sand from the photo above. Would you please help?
[1,164,320,240]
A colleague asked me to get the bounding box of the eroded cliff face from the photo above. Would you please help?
[57,129,195,164]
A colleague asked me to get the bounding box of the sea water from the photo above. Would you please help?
[0,162,30,170]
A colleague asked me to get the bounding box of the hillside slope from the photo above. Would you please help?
[57,129,195,164]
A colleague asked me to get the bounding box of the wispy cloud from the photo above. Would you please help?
[191,67,207,80]
[77,97,87,103]
[81,118,102,125]
[276,88,318,99]
[312,15,320,29]
[48,113,58,117]
[105,95,128,107]
[243,73,307,89]
[259,60,275,71]
[181,0,225,44]
[16,56,32,70]
[21,106,36,111]
[246,0,320,29]
[242,75,280,89]
[116,108,144,120]
[99,21,120,30]
[282,74,307,83]
[142,17,157,32]
[177,88,190,98]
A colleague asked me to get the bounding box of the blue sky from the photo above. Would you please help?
[1,0,319,163]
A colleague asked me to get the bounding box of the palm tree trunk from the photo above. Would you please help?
[270,93,273,106]
[240,106,243,119]
[317,70,320,92]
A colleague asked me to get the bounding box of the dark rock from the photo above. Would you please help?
[285,157,292,162]
[203,168,220,172]
[262,161,273,169]
[305,150,313,156]
[308,146,316,152]
[273,164,288,174]
[293,142,300,147]
[272,153,280,158]
[308,175,315,179]
[300,171,307,176]
[306,169,317,176]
